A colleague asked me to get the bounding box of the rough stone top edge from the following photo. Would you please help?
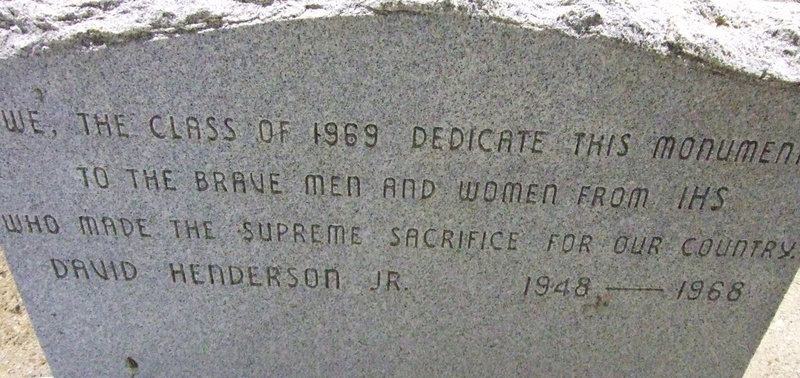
[1,0,799,83]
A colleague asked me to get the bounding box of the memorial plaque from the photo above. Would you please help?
[1,11,799,376]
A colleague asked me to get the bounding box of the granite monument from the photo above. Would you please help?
[1,5,799,376]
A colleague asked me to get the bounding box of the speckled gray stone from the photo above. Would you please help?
[1,12,799,377]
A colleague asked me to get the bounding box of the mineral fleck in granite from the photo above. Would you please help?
[0,2,799,376]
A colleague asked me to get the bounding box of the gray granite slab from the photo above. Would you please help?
[1,12,799,377]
